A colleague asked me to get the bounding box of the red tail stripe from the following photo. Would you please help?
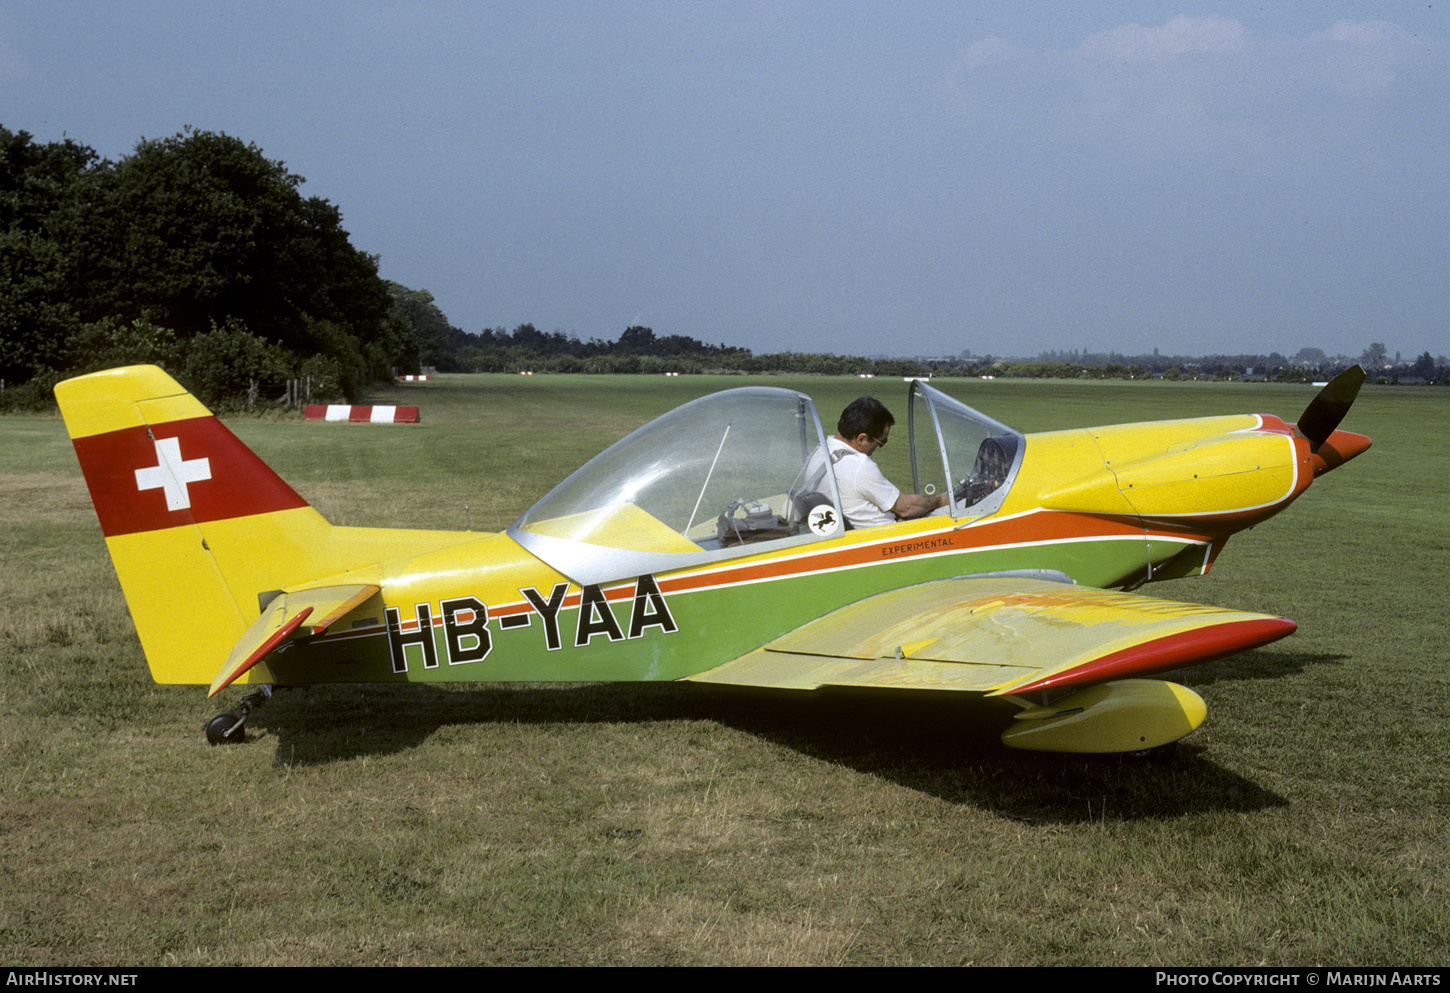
[71,417,308,537]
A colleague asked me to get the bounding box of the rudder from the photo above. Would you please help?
[56,366,330,684]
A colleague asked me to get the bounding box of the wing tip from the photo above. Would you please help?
[991,615,1297,697]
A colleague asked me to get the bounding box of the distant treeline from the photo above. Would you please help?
[4,124,1442,414]
[428,322,1445,385]
[436,323,935,378]
[1029,346,1447,385]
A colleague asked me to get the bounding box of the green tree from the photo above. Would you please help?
[46,128,398,397]
[0,229,76,379]
[1411,351,1436,381]
[387,283,452,371]
[617,325,657,353]
[0,126,99,233]
[179,317,291,407]
[0,127,101,381]
[66,315,182,372]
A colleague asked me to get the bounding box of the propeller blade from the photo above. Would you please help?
[1296,365,1365,451]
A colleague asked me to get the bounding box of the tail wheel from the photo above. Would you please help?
[205,713,245,745]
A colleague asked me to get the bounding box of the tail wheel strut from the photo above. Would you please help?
[204,685,273,745]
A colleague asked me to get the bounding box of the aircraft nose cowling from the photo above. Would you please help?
[1307,429,1372,477]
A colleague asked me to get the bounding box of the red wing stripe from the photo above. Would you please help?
[1000,617,1297,695]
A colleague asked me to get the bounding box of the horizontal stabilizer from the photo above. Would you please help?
[209,584,380,697]
[685,577,1294,696]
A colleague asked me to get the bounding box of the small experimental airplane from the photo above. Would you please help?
[55,365,1369,754]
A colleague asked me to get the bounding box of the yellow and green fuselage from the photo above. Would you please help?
[54,366,1370,753]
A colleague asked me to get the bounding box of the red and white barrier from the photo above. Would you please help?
[399,375,431,381]
[303,405,420,424]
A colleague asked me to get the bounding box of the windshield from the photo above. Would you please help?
[908,380,1024,518]
[510,387,842,585]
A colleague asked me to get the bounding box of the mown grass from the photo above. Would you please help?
[1,374,1446,966]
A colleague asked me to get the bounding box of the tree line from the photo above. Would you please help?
[4,124,1442,412]
[431,327,1443,384]
[1028,344,1446,384]
[1,125,429,409]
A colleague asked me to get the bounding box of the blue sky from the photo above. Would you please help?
[5,2,1448,360]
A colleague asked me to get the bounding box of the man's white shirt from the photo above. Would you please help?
[805,436,900,529]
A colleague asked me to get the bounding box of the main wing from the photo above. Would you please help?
[684,575,1295,752]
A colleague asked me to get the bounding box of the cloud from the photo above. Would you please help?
[1308,19,1427,95]
[957,33,1030,70]
[1075,14,1248,62]
[1065,16,1262,147]
[943,16,1446,158]
[938,34,1041,116]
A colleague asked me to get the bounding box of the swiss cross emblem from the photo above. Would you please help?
[134,437,212,511]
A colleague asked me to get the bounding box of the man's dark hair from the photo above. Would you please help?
[838,396,894,440]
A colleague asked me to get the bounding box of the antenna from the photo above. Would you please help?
[685,424,731,535]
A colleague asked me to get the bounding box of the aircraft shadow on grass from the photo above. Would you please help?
[250,646,1345,822]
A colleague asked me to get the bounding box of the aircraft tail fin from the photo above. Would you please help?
[55,365,336,684]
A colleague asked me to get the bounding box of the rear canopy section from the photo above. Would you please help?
[509,387,847,586]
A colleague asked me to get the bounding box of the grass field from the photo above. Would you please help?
[2,373,1446,966]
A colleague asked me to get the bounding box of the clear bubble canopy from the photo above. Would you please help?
[508,382,1023,586]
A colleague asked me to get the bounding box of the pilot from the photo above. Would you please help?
[808,396,947,529]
